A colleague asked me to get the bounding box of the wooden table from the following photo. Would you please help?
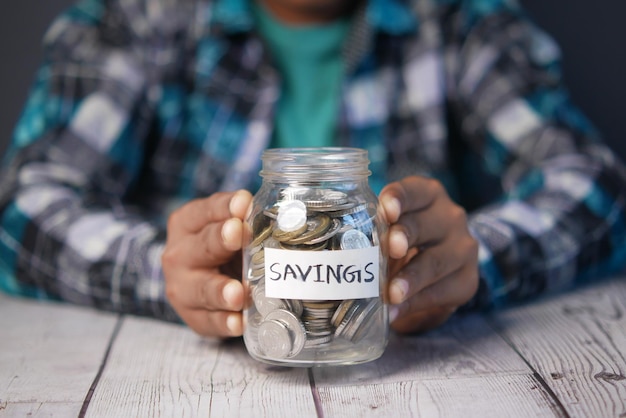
[1,276,625,417]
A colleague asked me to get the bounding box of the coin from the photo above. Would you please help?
[340,229,372,249]
[265,309,307,357]
[286,299,304,317]
[253,283,290,316]
[276,200,307,232]
[331,299,355,328]
[304,218,341,245]
[284,214,331,245]
[251,224,273,247]
[272,222,308,242]
[278,240,328,251]
[334,298,381,343]
[302,189,348,208]
[258,319,292,358]
[328,202,368,218]
[250,249,265,267]
[309,200,358,213]
[263,206,279,219]
[248,265,265,282]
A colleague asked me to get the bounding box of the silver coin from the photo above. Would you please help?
[264,309,307,357]
[333,301,362,338]
[258,319,292,358]
[328,202,368,218]
[276,200,307,232]
[263,237,281,249]
[340,229,372,249]
[331,299,356,328]
[304,218,341,245]
[286,299,304,317]
[304,334,333,348]
[279,187,311,201]
[262,206,279,219]
[309,200,357,213]
[335,299,381,343]
[349,300,383,343]
[303,189,348,208]
[253,283,290,316]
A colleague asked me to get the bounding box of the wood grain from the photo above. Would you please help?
[313,313,531,386]
[312,313,563,417]
[315,374,564,417]
[490,277,626,418]
[0,293,118,416]
[85,316,318,417]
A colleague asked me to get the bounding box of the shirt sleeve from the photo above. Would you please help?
[443,1,626,310]
[0,0,190,321]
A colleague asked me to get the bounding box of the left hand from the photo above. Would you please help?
[379,176,479,333]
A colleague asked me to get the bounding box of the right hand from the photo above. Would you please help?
[161,190,253,338]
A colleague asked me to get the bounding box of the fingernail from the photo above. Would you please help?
[229,190,250,218]
[389,228,408,258]
[381,196,401,223]
[390,278,409,304]
[222,281,239,307]
[226,313,241,335]
[389,305,400,323]
[221,218,240,247]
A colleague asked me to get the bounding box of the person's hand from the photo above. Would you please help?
[379,176,479,333]
[162,190,253,338]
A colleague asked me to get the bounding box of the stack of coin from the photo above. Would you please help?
[246,187,382,359]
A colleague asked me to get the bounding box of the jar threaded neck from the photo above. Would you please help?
[260,147,371,182]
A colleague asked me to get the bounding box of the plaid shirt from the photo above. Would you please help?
[1,0,625,321]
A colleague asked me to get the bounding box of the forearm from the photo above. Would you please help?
[444,1,626,310]
[0,144,179,321]
[466,146,626,310]
[0,0,189,321]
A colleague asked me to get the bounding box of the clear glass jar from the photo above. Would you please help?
[242,147,389,367]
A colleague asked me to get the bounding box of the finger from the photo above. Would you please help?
[165,270,244,312]
[391,306,457,334]
[184,309,243,338]
[168,190,251,241]
[163,217,244,268]
[388,202,467,259]
[198,217,245,265]
[391,263,479,319]
[379,176,444,224]
[388,237,475,304]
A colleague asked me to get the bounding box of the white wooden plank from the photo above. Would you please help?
[86,316,318,417]
[0,402,82,417]
[316,374,563,417]
[313,313,531,386]
[0,293,119,415]
[491,277,626,418]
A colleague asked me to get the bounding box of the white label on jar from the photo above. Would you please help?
[264,247,380,300]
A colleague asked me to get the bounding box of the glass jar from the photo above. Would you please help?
[242,147,389,367]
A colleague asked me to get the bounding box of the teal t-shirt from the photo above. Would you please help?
[251,3,349,149]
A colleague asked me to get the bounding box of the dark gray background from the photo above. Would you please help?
[1,1,625,160]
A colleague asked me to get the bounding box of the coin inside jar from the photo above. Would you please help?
[276,200,308,232]
[340,229,372,249]
[253,283,291,316]
[258,319,293,358]
[263,309,307,358]
[283,214,331,245]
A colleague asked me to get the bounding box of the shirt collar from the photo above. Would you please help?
[208,0,418,35]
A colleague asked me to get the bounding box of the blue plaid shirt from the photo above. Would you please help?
[1,0,625,321]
